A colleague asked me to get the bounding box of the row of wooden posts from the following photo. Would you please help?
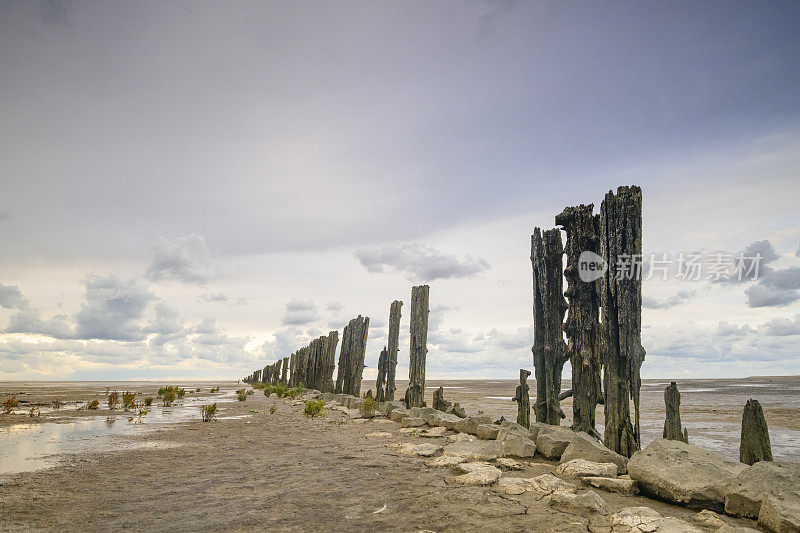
[245,285,430,407]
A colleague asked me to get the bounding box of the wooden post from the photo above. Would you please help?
[740,399,773,465]
[386,300,403,401]
[512,369,532,429]
[663,381,688,442]
[376,347,388,402]
[405,285,429,408]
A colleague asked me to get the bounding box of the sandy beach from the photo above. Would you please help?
[0,380,786,532]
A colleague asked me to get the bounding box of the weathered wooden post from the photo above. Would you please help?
[289,352,297,386]
[663,381,688,442]
[556,204,603,439]
[600,185,646,458]
[281,357,289,385]
[337,315,369,396]
[512,369,532,429]
[320,330,339,392]
[432,386,452,412]
[531,227,568,425]
[376,347,388,402]
[740,399,773,465]
[386,300,403,401]
[405,285,429,408]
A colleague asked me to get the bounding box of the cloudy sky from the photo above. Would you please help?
[1,1,799,381]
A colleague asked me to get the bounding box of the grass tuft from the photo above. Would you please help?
[201,403,217,422]
[303,399,324,418]
[3,395,20,414]
[361,395,377,418]
[236,389,247,401]
[107,391,120,410]
[87,400,99,410]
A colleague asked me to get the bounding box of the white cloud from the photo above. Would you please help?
[355,243,489,282]
[146,234,216,285]
[281,299,319,326]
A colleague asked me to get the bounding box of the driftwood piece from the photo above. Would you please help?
[740,399,772,465]
[405,285,429,408]
[386,300,403,401]
[432,386,452,412]
[600,185,646,458]
[512,369,532,429]
[531,227,568,425]
[556,204,602,439]
[663,381,688,443]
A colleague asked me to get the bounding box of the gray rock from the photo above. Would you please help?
[501,434,537,458]
[495,473,576,498]
[549,490,610,515]
[425,411,462,429]
[561,431,628,474]
[410,406,436,418]
[442,440,503,461]
[475,424,500,440]
[693,510,727,529]
[758,495,800,533]
[453,464,502,486]
[420,426,448,438]
[607,507,701,533]
[400,417,426,428]
[537,429,575,459]
[628,439,747,512]
[395,442,442,457]
[496,422,529,441]
[556,459,618,478]
[389,408,410,423]
[582,476,638,495]
[454,415,494,435]
[724,461,800,519]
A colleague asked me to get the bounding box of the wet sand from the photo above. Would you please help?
[0,380,780,532]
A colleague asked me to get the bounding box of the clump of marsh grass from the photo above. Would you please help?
[246,389,254,395]
[107,391,120,410]
[236,389,247,402]
[210,386,220,393]
[87,400,99,410]
[201,403,217,422]
[3,396,20,414]
[52,400,63,410]
[303,399,324,418]
[122,391,136,410]
[144,397,153,407]
[29,406,40,417]
[161,389,176,406]
[270,401,277,414]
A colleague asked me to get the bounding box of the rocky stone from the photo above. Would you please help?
[561,431,628,474]
[428,455,466,467]
[455,461,494,474]
[447,432,475,443]
[495,457,524,470]
[557,459,618,478]
[395,442,442,457]
[549,490,610,515]
[400,417,426,428]
[495,473,576,498]
[442,440,502,461]
[758,495,800,533]
[389,408,410,423]
[365,431,394,439]
[454,415,493,435]
[420,426,448,438]
[627,439,747,512]
[537,430,575,459]
[583,476,638,495]
[604,507,701,533]
[725,461,800,519]
[693,510,727,529]
[501,434,537,458]
[497,423,530,442]
[475,424,500,440]
[451,463,502,486]
[397,427,419,434]
[425,411,462,430]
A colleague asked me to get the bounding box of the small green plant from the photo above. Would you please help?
[236,389,247,402]
[133,401,148,415]
[361,395,377,418]
[3,396,20,414]
[210,386,220,393]
[196,388,202,392]
[303,399,324,418]
[144,397,153,406]
[107,391,120,410]
[246,389,254,395]
[87,400,99,410]
[162,389,176,406]
[176,387,186,399]
[29,406,40,417]
[287,385,305,399]
[201,403,217,422]
[122,391,136,410]
[269,401,277,414]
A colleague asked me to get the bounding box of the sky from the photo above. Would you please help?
[1,1,799,381]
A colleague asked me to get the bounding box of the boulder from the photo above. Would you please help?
[606,507,701,533]
[475,424,500,440]
[557,459,618,478]
[454,415,493,435]
[425,411,462,429]
[495,473,576,498]
[428,455,466,467]
[447,432,475,443]
[410,406,436,418]
[389,408,410,423]
[537,429,575,459]
[561,431,628,474]
[759,495,800,533]
[495,457,525,470]
[420,426,448,438]
[500,434,537,458]
[442,439,502,461]
[582,476,638,495]
[549,490,610,515]
[395,442,442,457]
[453,464,502,486]
[497,422,530,442]
[400,417,426,428]
[455,461,495,473]
[724,461,800,519]
[693,510,727,529]
[627,439,747,512]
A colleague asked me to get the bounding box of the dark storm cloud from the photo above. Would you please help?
[0,284,30,311]
[355,244,489,281]
[146,234,216,285]
[643,290,696,310]
[281,299,319,326]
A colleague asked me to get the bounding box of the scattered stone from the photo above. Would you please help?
[425,411,462,430]
[740,399,773,466]
[549,490,610,516]
[428,455,466,468]
[401,417,426,428]
[627,439,747,512]
[496,422,529,442]
[420,426,448,438]
[365,432,393,438]
[475,424,500,440]
[537,430,575,459]
[758,495,800,533]
[724,461,800,519]
[397,427,419,435]
[495,473,577,498]
[500,434,537,458]
[442,440,502,461]
[389,409,410,423]
[603,506,701,533]
[557,459,618,478]
[495,457,525,470]
[582,476,638,495]
[454,415,493,436]
[452,464,502,486]
[455,461,495,474]
[561,431,628,474]
[447,432,474,443]
[395,442,442,457]
[450,403,467,418]
[432,386,452,413]
[693,510,727,529]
